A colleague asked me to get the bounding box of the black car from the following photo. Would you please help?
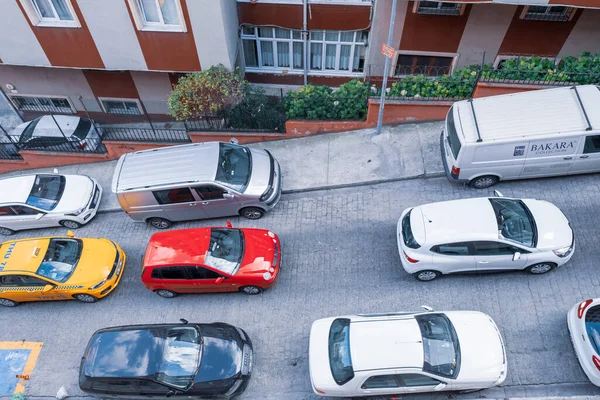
[79,320,253,399]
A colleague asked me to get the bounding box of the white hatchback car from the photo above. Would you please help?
[308,308,507,397]
[0,174,102,235]
[567,298,600,386]
[397,194,574,281]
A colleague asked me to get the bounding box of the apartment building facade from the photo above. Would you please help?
[0,0,599,123]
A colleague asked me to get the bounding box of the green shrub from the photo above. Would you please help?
[224,88,285,131]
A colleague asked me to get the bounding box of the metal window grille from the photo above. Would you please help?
[523,6,571,21]
[417,1,462,16]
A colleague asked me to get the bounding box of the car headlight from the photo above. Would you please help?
[89,279,107,290]
[66,206,86,216]
[263,272,272,280]
[553,246,573,258]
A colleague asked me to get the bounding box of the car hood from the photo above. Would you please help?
[237,229,277,277]
[244,147,271,196]
[308,317,340,394]
[446,311,505,383]
[66,238,117,286]
[194,336,242,384]
[522,199,572,250]
[53,175,94,213]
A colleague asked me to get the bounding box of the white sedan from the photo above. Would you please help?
[397,192,574,281]
[567,298,600,386]
[308,308,507,397]
[0,174,102,235]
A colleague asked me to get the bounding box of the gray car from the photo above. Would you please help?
[111,142,282,229]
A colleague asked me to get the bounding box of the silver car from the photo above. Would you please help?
[112,142,282,229]
[0,174,102,235]
[11,115,102,151]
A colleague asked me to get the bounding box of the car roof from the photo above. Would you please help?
[14,115,82,138]
[456,84,600,144]
[349,317,424,372]
[0,175,37,205]
[414,197,498,245]
[112,142,221,192]
[0,238,50,274]
[145,228,213,267]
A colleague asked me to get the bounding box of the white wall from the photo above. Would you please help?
[558,9,600,58]
[365,0,409,74]
[0,0,50,66]
[131,71,172,114]
[77,0,147,70]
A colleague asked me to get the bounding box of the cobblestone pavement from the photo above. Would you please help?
[2,174,600,400]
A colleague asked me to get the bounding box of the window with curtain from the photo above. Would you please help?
[137,0,181,26]
[32,0,74,21]
[241,26,304,71]
[308,30,368,73]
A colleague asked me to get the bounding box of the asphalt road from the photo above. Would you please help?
[2,174,600,400]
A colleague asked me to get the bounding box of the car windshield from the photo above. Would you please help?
[489,198,537,247]
[215,143,252,192]
[446,107,461,160]
[328,318,354,385]
[204,228,244,275]
[415,314,460,379]
[156,327,202,390]
[36,239,82,283]
[26,175,66,211]
[585,305,600,355]
[18,117,42,143]
[402,209,421,249]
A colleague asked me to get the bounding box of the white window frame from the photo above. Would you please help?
[8,94,76,113]
[414,1,466,16]
[126,0,187,32]
[393,50,458,77]
[236,0,373,4]
[520,5,575,21]
[18,0,81,28]
[98,97,143,115]
[308,30,368,76]
[492,55,559,70]
[241,26,305,74]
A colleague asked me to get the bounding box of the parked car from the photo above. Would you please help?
[441,84,600,188]
[142,223,280,297]
[11,115,102,151]
[111,141,282,229]
[79,320,253,399]
[0,232,125,307]
[397,192,574,281]
[308,308,507,397]
[0,173,102,235]
[567,298,600,386]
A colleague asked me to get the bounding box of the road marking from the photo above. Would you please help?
[0,341,43,395]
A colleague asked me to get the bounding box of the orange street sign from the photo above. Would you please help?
[381,43,395,59]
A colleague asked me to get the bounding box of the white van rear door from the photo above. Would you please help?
[520,137,580,178]
[570,134,600,174]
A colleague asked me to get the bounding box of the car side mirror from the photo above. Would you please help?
[226,220,233,228]
[434,383,447,391]
[223,193,234,199]
[494,190,504,197]
[43,284,53,292]
[421,305,434,312]
[165,389,177,397]
[215,277,224,284]
[513,251,521,261]
[67,230,75,238]
[35,213,44,220]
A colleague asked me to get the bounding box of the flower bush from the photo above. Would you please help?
[225,87,286,131]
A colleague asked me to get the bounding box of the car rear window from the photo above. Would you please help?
[585,305,600,355]
[402,210,420,249]
[446,107,461,160]
[328,318,354,385]
[415,313,460,379]
[19,117,42,143]
[26,175,66,211]
[72,118,92,140]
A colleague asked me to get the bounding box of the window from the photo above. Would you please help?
[193,185,226,201]
[0,275,23,287]
[399,373,442,387]
[205,228,244,275]
[446,106,461,159]
[309,30,368,73]
[18,0,80,27]
[431,242,471,256]
[11,206,38,216]
[152,266,187,280]
[73,119,92,140]
[0,207,15,216]
[214,143,252,192]
[128,0,186,31]
[585,305,600,355]
[328,318,354,385]
[20,275,49,286]
[26,175,66,211]
[584,135,600,154]
[489,198,536,247]
[153,188,195,205]
[37,239,82,283]
[473,241,521,256]
[361,374,399,389]
[401,210,421,249]
[395,54,455,77]
[241,26,304,70]
[522,6,572,21]
[415,313,460,378]
[99,98,142,115]
[156,327,201,389]
[416,1,463,16]
[10,95,75,114]
[188,266,220,280]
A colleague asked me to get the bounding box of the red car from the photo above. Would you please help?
[141,223,280,297]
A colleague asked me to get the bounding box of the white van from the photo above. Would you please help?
[441,84,600,188]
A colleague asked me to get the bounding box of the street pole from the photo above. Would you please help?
[51,114,77,150]
[303,0,308,85]
[376,0,398,135]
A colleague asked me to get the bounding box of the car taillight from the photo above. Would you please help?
[593,355,600,371]
[314,388,326,395]
[403,251,419,263]
[451,165,460,177]
[578,299,594,319]
[78,141,87,149]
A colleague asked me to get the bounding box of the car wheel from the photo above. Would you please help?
[0,298,18,307]
[526,262,556,275]
[148,217,172,229]
[74,294,98,303]
[59,220,82,229]
[155,289,178,298]
[0,227,15,236]
[239,286,263,295]
[414,270,441,282]
[240,207,265,220]
[469,175,498,189]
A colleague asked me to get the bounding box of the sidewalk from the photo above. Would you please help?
[0,121,446,213]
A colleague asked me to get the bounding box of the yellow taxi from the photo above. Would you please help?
[0,232,126,307]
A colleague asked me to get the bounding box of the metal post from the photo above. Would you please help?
[303,0,308,85]
[78,95,102,138]
[51,114,77,150]
[138,99,157,137]
[376,0,398,135]
[0,124,18,147]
